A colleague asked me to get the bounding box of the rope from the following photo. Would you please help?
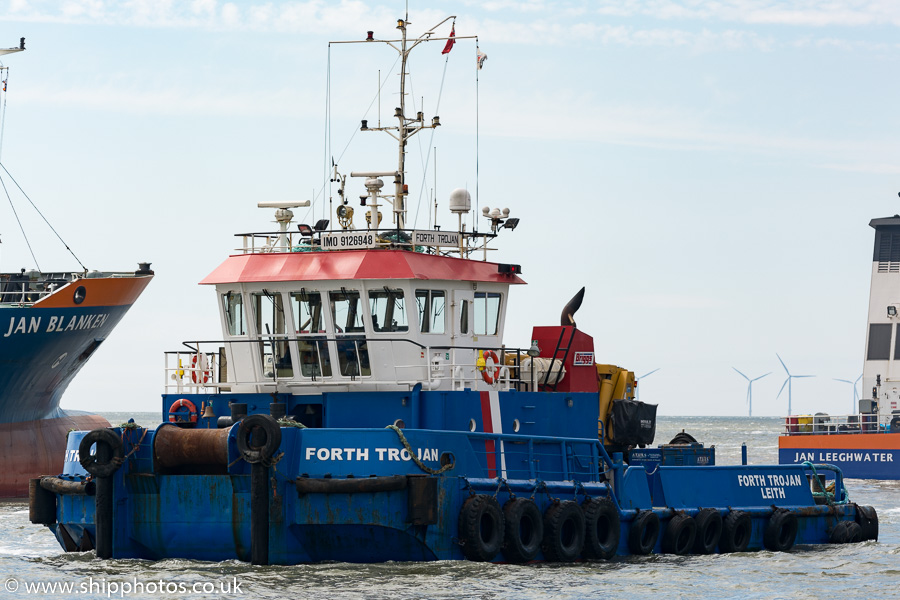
[301,49,402,226]
[491,477,503,499]
[122,428,149,460]
[474,39,480,233]
[0,171,39,271]
[0,67,8,161]
[263,451,284,468]
[385,424,454,475]
[0,162,88,271]
[802,461,850,505]
[411,42,452,228]
[528,480,558,504]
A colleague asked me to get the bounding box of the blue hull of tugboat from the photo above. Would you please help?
[33,391,877,564]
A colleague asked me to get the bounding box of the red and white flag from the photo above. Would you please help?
[441,24,455,54]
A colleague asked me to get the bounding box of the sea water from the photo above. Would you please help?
[0,415,896,600]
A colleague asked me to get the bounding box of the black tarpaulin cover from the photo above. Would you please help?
[610,399,658,445]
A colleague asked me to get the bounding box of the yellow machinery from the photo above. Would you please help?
[596,364,635,445]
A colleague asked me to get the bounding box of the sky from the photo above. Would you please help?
[0,0,898,417]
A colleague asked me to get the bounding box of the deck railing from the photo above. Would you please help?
[784,412,900,435]
[163,337,558,394]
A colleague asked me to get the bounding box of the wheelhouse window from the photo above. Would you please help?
[415,289,446,334]
[369,288,408,333]
[222,292,246,336]
[329,290,371,377]
[290,290,331,378]
[474,292,501,336]
[868,323,892,360]
[252,291,293,378]
[459,299,469,334]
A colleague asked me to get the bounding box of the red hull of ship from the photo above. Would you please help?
[0,413,110,498]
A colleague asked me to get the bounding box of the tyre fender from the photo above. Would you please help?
[78,429,124,478]
[582,498,620,560]
[502,498,543,563]
[542,501,585,562]
[693,508,723,554]
[763,508,798,552]
[662,513,697,555]
[459,494,504,561]
[628,510,660,555]
[236,414,282,464]
[855,505,879,541]
[720,510,752,553]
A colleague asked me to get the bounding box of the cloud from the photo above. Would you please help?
[1,1,897,52]
[592,0,900,28]
[16,83,316,117]
[474,89,900,174]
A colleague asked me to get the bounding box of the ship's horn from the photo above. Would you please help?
[560,287,585,327]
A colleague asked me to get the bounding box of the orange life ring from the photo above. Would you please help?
[191,354,210,384]
[481,350,502,385]
[168,398,198,423]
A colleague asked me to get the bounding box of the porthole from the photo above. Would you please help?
[512,419,521,433]
[468,418,477,432]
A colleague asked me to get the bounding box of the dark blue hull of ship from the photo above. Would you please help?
[33,390,879,563]
[778,444,899,480]
[0,304,131,423]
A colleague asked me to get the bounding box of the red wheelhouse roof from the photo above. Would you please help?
[199,249,526,285]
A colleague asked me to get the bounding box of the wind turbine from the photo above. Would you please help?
[636,368,660,401]
[732,367,771,417]
[776,353,814,415]
[833,373,862,414]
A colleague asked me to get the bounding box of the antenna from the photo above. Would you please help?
[733,367,771,417]
[257,201,311,250]
[775,353,814,416]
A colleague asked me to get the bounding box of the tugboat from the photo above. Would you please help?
[31,14,877,562]
[779,213,900,479]
[0,39,153,498]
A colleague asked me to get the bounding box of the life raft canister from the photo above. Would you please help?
[480,350,501,385]
[168,398,199,424]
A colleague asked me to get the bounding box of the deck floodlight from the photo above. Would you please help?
[314,219,330,231]
[298,224,314,236]
[889,305,897,317]
[527,342,540,358]
[504,218,520,230]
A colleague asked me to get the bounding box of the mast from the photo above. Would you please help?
[336,17,473,230]
[396,19,408,228]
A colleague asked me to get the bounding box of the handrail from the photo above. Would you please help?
[464,430,612,483]
[163,337,539,392]
[783,412,898,434]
